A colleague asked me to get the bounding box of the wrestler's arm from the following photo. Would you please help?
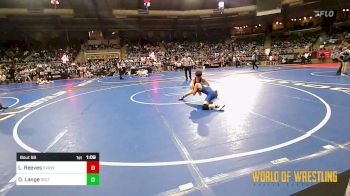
[202,78,210,86]
[180,83,200,100]
[182,90,194,98]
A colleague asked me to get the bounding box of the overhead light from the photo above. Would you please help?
[144,0,151,9]
[259,24,261,26]
[347,9,350,12]
[51,0,60,6]
[218,1,224,8]
[343,9,346,12]
[304,17,307,20]
[275,21,279,24]
[299,18,302,21]
[309,16,312,19]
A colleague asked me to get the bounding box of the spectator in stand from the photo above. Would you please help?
[301,52,306,64]
[269,53,273,65]
[236,56,241,67]
[0,69,6,84]
[232,56,236,68]
[320,52,326,63]
[46,66,53,81]
[23,68,31,82]
[9,65,16,83]
[331,50,339,63]
[219,55,225,68]
[303,52,311,64]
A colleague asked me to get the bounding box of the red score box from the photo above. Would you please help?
[87,161,100,173]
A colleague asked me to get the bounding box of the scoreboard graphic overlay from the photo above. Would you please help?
[16,153,99,186]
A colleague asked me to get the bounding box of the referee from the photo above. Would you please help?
[252,51,259,70]
[117,60,126,80]
[180,53,194,81]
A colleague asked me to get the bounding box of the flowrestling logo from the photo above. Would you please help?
[314,10,335,17]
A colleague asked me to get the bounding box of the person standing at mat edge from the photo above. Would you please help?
[117,59,126,80]
[337,46,349,76]
[252,50,259,70]
[181,53,194,81]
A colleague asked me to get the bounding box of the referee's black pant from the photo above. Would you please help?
[252,60,258,70]
[184,66,192,80]
[119,67,126,79]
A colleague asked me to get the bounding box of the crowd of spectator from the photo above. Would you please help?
[1,28,349,85]
[30,47,78,63]
[0,45,80,84]
[126,40,234,69]
[0,42,30,63]
[232,36,264,56]
[321,28,350,50]
[271,32,319,54]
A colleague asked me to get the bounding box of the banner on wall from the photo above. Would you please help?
[316,50,331,59]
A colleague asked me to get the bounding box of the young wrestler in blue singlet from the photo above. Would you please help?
[179,70,225,110]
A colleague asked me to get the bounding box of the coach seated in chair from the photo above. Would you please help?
[174,61,183,71]
[320,52,326,63]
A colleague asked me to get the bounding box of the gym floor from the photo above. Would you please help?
[0,65,349,196]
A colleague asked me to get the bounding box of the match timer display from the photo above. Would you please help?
[16,153,99,186]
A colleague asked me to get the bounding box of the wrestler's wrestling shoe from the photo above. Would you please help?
[0,106,8,110]
[178,96,185,101]
[215,104,225,111]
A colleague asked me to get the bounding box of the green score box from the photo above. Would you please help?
[87,174,100,186]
